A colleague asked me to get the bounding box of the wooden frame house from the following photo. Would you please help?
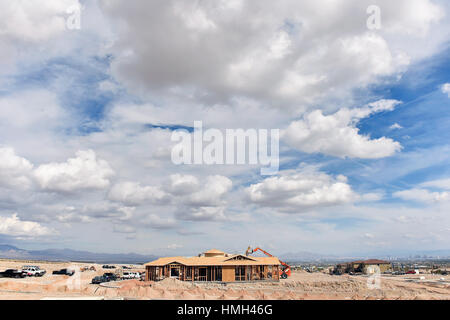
[145,249,281,282]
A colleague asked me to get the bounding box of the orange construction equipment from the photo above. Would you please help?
[245,246,291,279]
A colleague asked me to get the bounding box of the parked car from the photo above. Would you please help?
[103,272,118,281]
[52,268,75,276]
[91,273,117,284]
[406,270,417,274]
[102,265,116,269]
[121,271,133,280]
[0,269,26,278]
[91,275,106,284]
[22,266,46,277]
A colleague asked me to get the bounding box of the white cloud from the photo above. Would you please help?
[246,168,357,213]
[441,83,450,97]
[0,147,33,189]
[389,123,403,130]
[108,181,169,206]
[283,100,402,158]
[394,177,450,203]
[166,174,199,195]
[34,150,115,193]
[420,178,450,190]
[394,188,449,203]
[108,174,232,220]
[0,213,53,237]
[182,175,232,207]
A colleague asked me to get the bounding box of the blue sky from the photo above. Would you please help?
[0,0,449,257]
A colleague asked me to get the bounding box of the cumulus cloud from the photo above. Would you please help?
[108,174,232,221]
[246,168,357,213]
[34,150,114,193]
[0,147,34,189]
[283,99,402,158]
[99,0,443,107]
[108,181,169,206]
[0,213,53,237]
[166,174,199,195]
[442,83,450,97]
[180,175,232,207]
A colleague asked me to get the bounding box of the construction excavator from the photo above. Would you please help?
[245,246,291,279]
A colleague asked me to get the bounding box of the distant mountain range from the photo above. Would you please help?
[1,244,448,264]
[0,244,158,264]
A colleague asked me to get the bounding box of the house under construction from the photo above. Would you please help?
[145,249,281,282]
[333,259,392,275]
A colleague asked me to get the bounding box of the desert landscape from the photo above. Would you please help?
[0,259,448,300]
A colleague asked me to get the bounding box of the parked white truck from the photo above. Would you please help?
[22,266,46,277]
[121,271,140,280]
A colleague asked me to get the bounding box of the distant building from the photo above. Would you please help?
[144,249,281,282]
[351,259,392,274]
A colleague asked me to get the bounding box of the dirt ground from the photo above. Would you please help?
[0,259,449,300]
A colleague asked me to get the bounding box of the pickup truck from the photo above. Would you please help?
[103,272,118,281]
[22,266,46,277]
[121,272,140,280]
[52,268,75,276]
[0,269,26,278]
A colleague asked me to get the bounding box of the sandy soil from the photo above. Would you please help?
[0,259,448,300]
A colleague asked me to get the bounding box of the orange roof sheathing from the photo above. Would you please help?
[145,254,280,267]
